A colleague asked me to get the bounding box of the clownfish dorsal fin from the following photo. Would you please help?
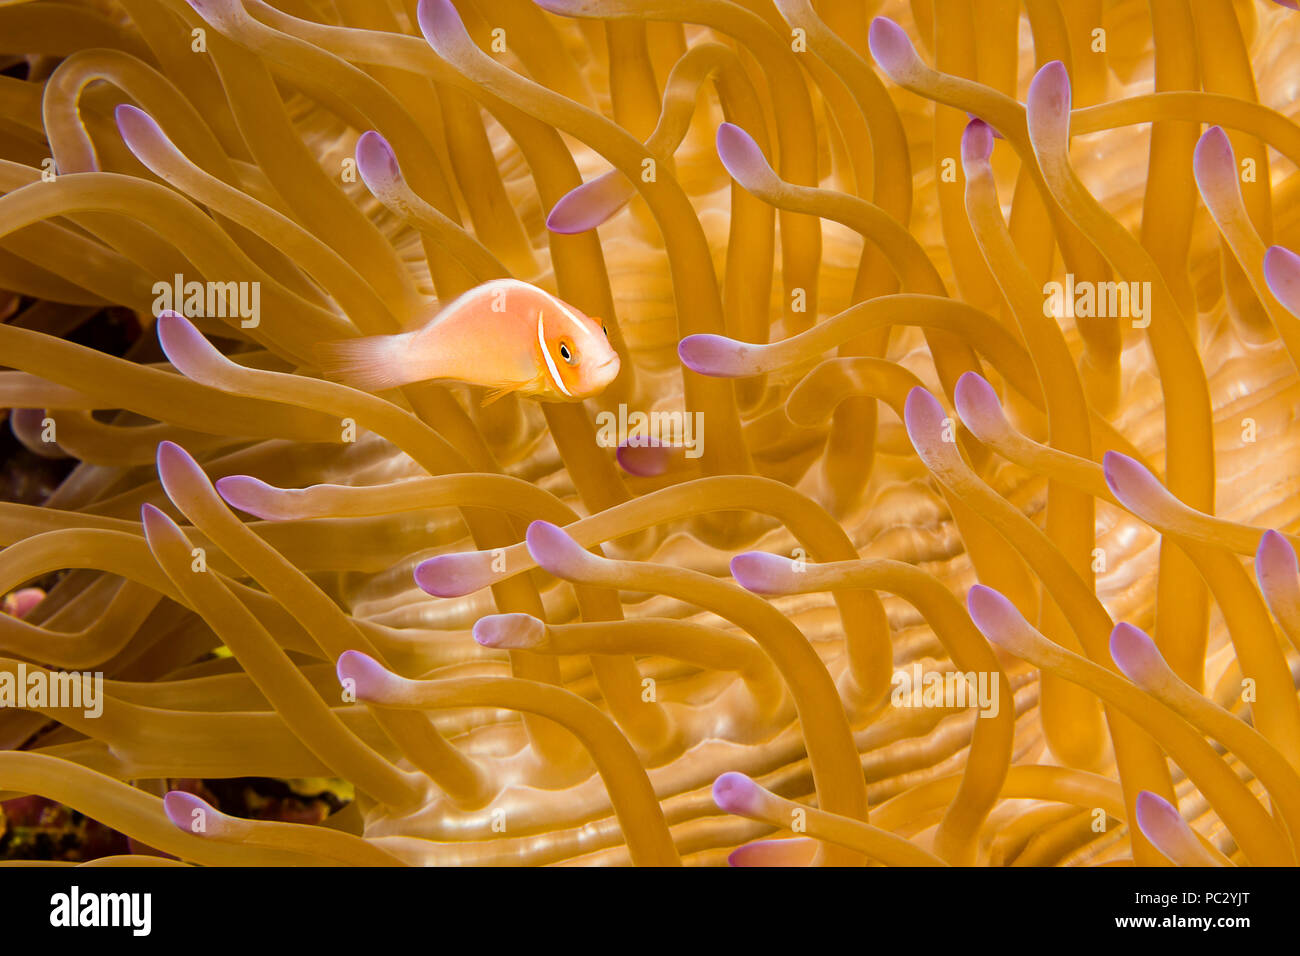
[536,309,573,398]
[399,298,442,331]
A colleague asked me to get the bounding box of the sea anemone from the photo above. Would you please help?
[1,0,1299,867]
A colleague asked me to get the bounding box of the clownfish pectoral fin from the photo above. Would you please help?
[479,379,533,406]
[314,332,420,392]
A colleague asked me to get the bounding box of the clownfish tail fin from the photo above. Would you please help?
[313,332,417,392]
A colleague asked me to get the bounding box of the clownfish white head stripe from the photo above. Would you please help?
[536,310,573,398]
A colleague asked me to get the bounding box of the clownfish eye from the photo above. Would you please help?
[559,341,577,365]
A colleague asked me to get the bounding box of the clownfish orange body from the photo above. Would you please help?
[315,279,620,402]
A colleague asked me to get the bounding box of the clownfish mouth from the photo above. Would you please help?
[587,355,621,386]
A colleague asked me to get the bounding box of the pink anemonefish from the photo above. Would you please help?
[315,279,620,402]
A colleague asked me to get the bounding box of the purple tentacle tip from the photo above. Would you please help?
[1029,60,1070,106]
[546,173,629,235]
[413,552,493,598]
[155,440,203,505]
[867,17,918,80]
[1134,790,1186,847]
[472,613,545,649]
[214,475,269,518]
[716,122,772,186]
[961,119,996,165]
[712,771,762,815]
[1264,245,1300,315]
[1192,125,1234,183]
[966,584,1021,645]
[155,439,197,480]
[616,439,673,477]
[1257,528,1296,568]
[1100,450,1161,508]
[727,838,818,868]
[336,649,389,699]
[1026,61,1071,138]
[677,334,748,377]
[525,520,587,574]
[1272,0,1298,9]
[155,308,192,351]
[356,130,401,193]
[902,386,946,445]
[156,310,220,375]
[416,0,462,42]
[114,104,161,150]
[139,501,173,539]
[155,439,184,475]
[964,113,1003,139]
[187,0,242,29]
[156,440,215,513]
[163,790,212,830]
[1108,622,1164,685]
[730,552,795,595]
[1256,529,1298,588]
[953,371,1004,440]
